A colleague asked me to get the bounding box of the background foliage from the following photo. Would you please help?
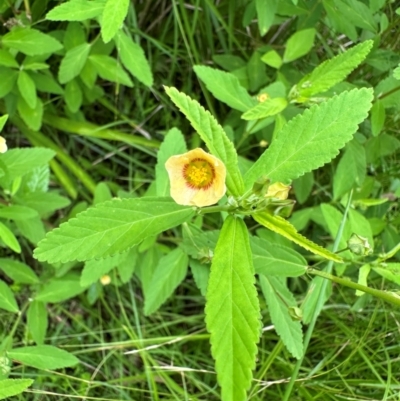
[0,0,400,400]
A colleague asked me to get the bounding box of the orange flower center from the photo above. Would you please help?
[183,158,215,189]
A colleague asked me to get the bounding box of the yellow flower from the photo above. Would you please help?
[100,275,111,285]
[0,136,7,153]
[165,148,226,207]
[265,182,291,200]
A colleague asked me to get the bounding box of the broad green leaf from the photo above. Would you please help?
[212,54,246,71]
[64,21,86,50]
[349,209,374,249]
[93,182,112,205]
[261,49,282,69]
[193,65,256,112]
[101,0,129,43]
[81,253,128,287]
[0,205,37,220]
[89,54,133,87]
[189,259,209,296]
[58,43,91,84]
[16,216,46,245]
[373,263,400,286]
[302,275,332,324]
[155,128,187,197]
[165,87,244,196]
[366,133,400,162]
[46,0,105,21]
[333,140,366,200]
[115,30,153,87]
[144,247,188,315]
[35,277,86,303]
[17,97,43,131]
[205,216,261,401]
[2,28,62,56]
[259,275,303,358]
[31,72,64,94]
[0,280,19,313]
[244,88,373,187]
[241,97,287,120]
[255,0,278,36]
[14,191,70,217]
[283,28,316,63]
[0,379,34,400]
[253,213,343,263]
[251,236,307,277]
[0,259,39,284]
[17,71,37,109]
[370,99,385,136]
[0,222,20,253]
[26,301,48,345]
[293,171,314,204]
[8,345,79,370]
[34,198,195,263]
[0,49,18,68]
[117,246,138,283]
[0,67,17,97]
[296,40,373,98]
[65,79,83,112]
[0,115,7,131]
[334,0,377,32]
[136,246,161,296]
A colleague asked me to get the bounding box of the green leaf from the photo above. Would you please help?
[253,213,343,263]
[0,49,19,68]
[64,79,83,113]
[261,49,282,69]
[394,64,400,80]
[144,247,188,315]
[334,0,377,32]
[8,345,79,370]
[26,301,48,345]
[251,236,307,277]
[14,191,70,217]
[31,72,64,94]
[0,67,17,97]
[0,259,39,284]
[0,148,55,180]
[244,88,373,187]
[255,0,278,36]
[333,140,366,200]
[205,216,261,401]
[241,97,287,120]
[115,30,153,87]
[17,71,37,109]
[283,28,316,63]
[370,99,385,136]
[259,275,303,359]
[101,0,129,43]
[2,28,62,56]
[17,97,43,131]
[164,86,244,196]
[34,198,195,263]
[0,115,7,132]
[349,209,374,249]
[0,222,21,253]
[35,277,86,303]
[16,216,46,245]
[189,259,209,296]
[296,40,373,98]
[366,133,400,162]
[193,65,256,112]
[89,54,133,87]
[117,246,138,283]
[373,263,400,286]
[58,43,91,84]
[46,0,105,21]
[155,128,187,197]
[0,280,19,313]
[0,379,34,400]
[81,252,128,287]
[293,171,314,204]
[0,205,38,220]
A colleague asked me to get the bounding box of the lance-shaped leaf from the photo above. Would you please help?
[193,65,256,112]
[34,197,195,264]
[253,212,343,263]
[296,40,373,98]
[205,216,261,401]
[259,275,303,359]
[165,86,244,196]
[0,379,34,400]
[244,88,373,188]
[241,97,287,121]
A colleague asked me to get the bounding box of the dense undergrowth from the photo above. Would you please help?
[0,0,400,400]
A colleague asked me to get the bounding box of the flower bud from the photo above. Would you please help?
[347,234,373,256]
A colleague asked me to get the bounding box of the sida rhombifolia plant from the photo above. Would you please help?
[33,41,400,401]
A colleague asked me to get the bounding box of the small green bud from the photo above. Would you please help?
[348,234,373,256]
[288,306,303,321]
